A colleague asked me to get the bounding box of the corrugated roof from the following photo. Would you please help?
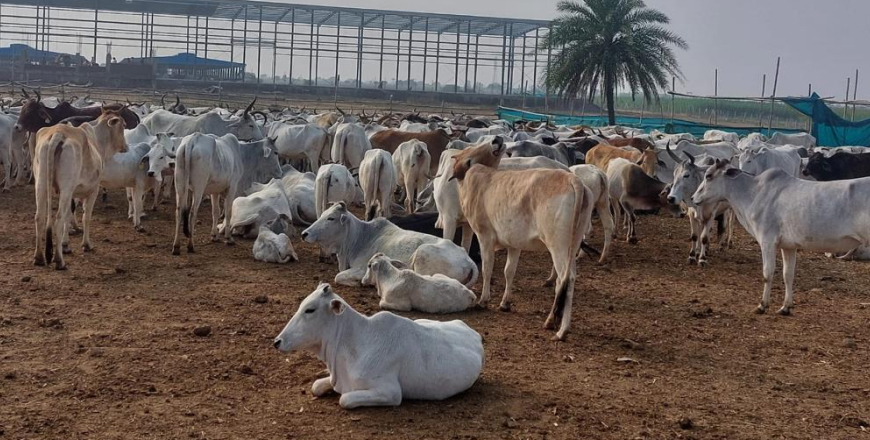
[0,43,87,63]
[121,52,245,67]
[1,0,549,37]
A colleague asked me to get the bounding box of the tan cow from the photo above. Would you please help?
[452,137,594,340]
[370,129,454,176]
[32,109,128,269]
[586,143,662,176]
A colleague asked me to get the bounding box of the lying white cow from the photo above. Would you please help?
[273,284,484,409]
[359,149,397,220]
[362,253,476,313]
[253,215,299,263]
[393,139,431,215]
[230,178,293,237]
[279,165,318,225]
[692,159,870,315]
[768,132,816,149]
[704,129,739,143]
[301,202,478,286]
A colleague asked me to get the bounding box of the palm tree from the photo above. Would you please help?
[542,0,687,125]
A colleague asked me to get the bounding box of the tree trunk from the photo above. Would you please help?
[604,68,616,126]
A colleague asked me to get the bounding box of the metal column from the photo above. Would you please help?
[378,15,385,88]
[309,12,314,85]
[464,22,471,93]
[434,32,441,91]
[472,34,479,93]
[532,28,539,95]
[288,9,295,85]
[356,13,364,88]
[394,29,400,90]
[257,6,263,83]
[454,23,460,93]
[334,11,341,86]
[500,25,507,95]
[406,19,412,90]
[92,7,98,63]
[242,6,248,80]
[422,18,429,91]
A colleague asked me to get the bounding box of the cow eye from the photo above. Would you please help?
[304,308,316,314]
[706,175,712,181]
[327,217,334,221]
[683,173,690,179]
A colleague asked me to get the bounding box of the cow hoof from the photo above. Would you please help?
[543,319,556,331]
[62,245,72,255]
[211,235,221,243]
[55,262,67,270]
[687,256,697,264]
[628,237,639,245]
[33,256,45,266]
[542,280,555,288]
[135,226,146,233]
[755,305,767,315]
[82,244,94,253]
[187,246,196,254]
[473,302,487,311]
[498,303,511,312]
[698,259,708,268]
[225,240,236,247]
[777,307,792,316]
[171,247,181,256]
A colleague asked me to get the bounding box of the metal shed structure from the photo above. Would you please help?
[0,0,551,95]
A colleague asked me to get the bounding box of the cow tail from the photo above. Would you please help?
[332,129,347,165]
[314,168,330,218]
[557,178,592,317]
[365,155,383,221]
[178,139,194,238]
[37,132,64,264]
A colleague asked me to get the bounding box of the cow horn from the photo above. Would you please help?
[160,93,167,109]
[34,88,42,102]
[174,93,181,107]
[684,151,695,165]
[244,97,257,115]
[21,88,30,99]
[336,107,346,116]
[665,141,680,163]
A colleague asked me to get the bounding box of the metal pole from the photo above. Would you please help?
[272,20,278,85]
[335,11,341,87]
[545,27,552,112]
[464,22,471,93]
[205,16,210,61]
[230,18,235,64]
[520,32,527,99]
[454,22,460,93]
[845,77,851,118]
[257,6,263,84]
[309,13,314,85]
[422,18,429,91]
[315,24,321,86]
[500,25,507,96]
[852,69,859,121]
[378,15,385,88]
[435,32,441,92]
[670,76,675,124]
[288,9,295,85]
[92,7,98,64]
[532,28,539,97]
[407,19,413,91]
[767,56,781,136]
[759,74,767,128]
[395,29,401,90]
[473,34,479,94]
[356,13,363,88]
[242,6,248,81]
[714,68,718,126]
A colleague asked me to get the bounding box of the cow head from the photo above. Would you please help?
[803,152,830,178]
[16,99,53,133]
[301,202,352,247]
[450,135,506,181]
[141,134,176,180]
[92,108,129,155]
[228,98,265,142]
[273,283,349,353]
[666,145,703,205]
[636,149,665,177]
[692,159,742,206]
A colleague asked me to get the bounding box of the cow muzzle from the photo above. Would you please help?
[272,339,282,349]
[147,171,156,177]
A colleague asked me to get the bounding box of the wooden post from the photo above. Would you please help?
[852,69,859,121]
[670,76,675,124]
[758,74,767,128]
[714,68,718,126]
[845,77,851,118]
[767,57,780,136]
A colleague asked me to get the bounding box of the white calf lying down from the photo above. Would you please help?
[302,202,477,286]
[362,253,477,313]
[273,284,484,409]
[252,215,299,263]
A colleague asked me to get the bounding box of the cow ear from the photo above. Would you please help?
[263,146,271,158]
[329,299,345,315]
[724,168,741,178]
[339,213,348,225]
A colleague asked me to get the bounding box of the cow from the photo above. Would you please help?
[100,141,161,231]
[392,139,431,215]
[359,149,397,221]
[388,212,481,264]
[586,143,663,177]
[279,165,318,225]
[267,122,331,171]
[369,129,453,175]
[768,132,816,149]
[330,123,371,170]
[229,178,294,238]
[451,136,594,340]
[664,147,733,266]
[568,165,614,263]
[142,98,262,141]
[738,147,801,177]
[272,283,484,409]
[301,203,477,287]
[504,140,577,167]
[703,129,739,143]
[362,253,477,313]
[315,164,362,218]
[692,159,870,315]
[606,157,681,244]
[17,96,140,136]
[32,110,128,269]
[0,113,28,191]
[465,126,510,143]
[605,136,655,151]
[252,214,299,263]
[803,151,870,181]
[171,133,283,254]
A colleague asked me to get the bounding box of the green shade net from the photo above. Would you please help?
[781,93,870,147]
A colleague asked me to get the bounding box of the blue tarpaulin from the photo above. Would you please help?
[781,93,870,147]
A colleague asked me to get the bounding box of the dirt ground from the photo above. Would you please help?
[1,185,869,440]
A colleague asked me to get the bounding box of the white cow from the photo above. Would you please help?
[768,132,816,149]
[301,203,478,287]
[331,123,371,170]
[252,215,299,263]
[171,134,283,254]
[703,129,739,143]
[279,165,318,225]
[0,113,27,191]
[359,149,397,220]
[230,178,294,237]
[362,253,476,313]
[392,139,431,215]
[466,126,510,143]
[267,122,331,171]
[738,147,801,177]
[692,160,870,315]
[273,284,484,409]
[142,103,263,141]
[569,164,614,263]
[315,164,362,218]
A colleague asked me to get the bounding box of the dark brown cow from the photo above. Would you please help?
[17,99,140,135]
[369,129,456,175]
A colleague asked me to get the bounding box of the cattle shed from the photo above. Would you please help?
[0,0,551,96]
[121,52,245,81]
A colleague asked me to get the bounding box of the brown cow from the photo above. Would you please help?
[32,109,128,269]
[586,143,663,176]
[451,136,594,340]
[370,129,454,175]
[604,136,655,151]
[606,157,681,244]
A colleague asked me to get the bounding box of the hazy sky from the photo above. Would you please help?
[269,0,868,100]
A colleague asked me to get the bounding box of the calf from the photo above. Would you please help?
[803,151,870,181]
[273,284,484,409]
[392,139,431,214]
[33,110,128,269]
[606,158,681,244]
[171,134,282,254]
[359,149,397,220]
[253,215,299,263]
[692,159,870,315]
[301,203,477,287]
[452,136,594,340]
[362,253,476,313]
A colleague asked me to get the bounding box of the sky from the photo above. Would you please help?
[260,0,868,100]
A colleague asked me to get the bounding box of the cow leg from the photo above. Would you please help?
[379,297,412,312]
[688,214,699,264]
[100,187,108,203]
[779,248,797,315]
[311,376,334,397]
[597,199,615,263]
[223,191,235,246]
[442,217,458,242]
[80,191,98,253]
[335,267,367,286]
[698,217,716,267]
[33,195,48,267]
[545,250,577,341]
[186,191,205,253]
[53,191,75,270]
[477,236,496,307]
[609,199,621,236]
[131,184,146,232]
[726,209,735,249]
[210,194,222,242]
[756,243,777,314]
[171,189,185,255]
[338,381,402,409]
[460,225,474,253]
[621,201,637,244]
[126,188,134,218]
[543,266,557,287]
[499,248,521,312]
[69,200,82,235]
[161,174,174,205]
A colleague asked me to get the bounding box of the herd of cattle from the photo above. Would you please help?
[3,90,870,408]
